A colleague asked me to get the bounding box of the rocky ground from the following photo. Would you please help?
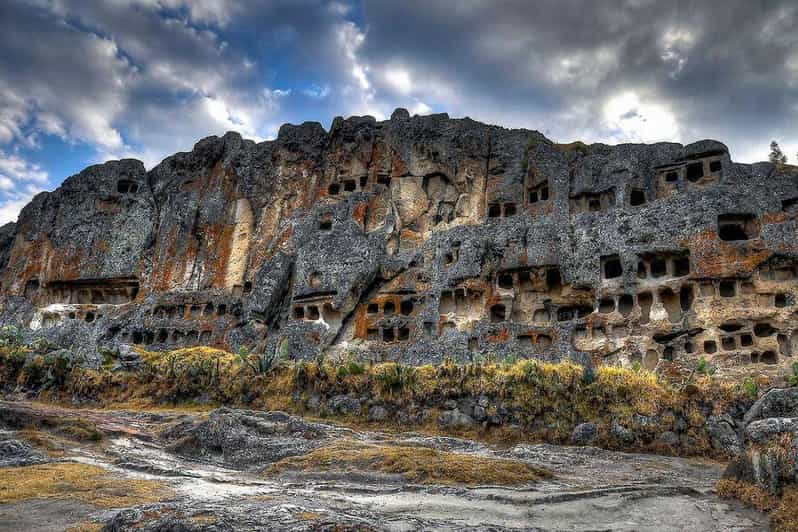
[0,400,768,531]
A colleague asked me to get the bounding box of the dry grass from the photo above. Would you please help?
[0,462,171,508]
[716,479,779,512]
[187,513,218,525]
[17,429,70,457]
[268,440,551,486]
[4,345,760,457]
[294,511,322,521]
[717,479,798,532]
[65,523,103,532]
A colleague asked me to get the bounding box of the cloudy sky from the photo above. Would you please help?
[0,0,796,224]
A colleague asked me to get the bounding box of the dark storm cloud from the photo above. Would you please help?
[358,0,798,161]
[0,0,796,223]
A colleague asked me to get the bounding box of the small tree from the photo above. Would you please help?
[769,141,787,165]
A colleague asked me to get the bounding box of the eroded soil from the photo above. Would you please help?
[0,400,768,531]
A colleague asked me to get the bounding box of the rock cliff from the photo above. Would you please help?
[1,109,796,373]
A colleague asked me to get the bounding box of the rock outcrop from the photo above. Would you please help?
[163,407,352,469]
[0,110,796,374]
[724,387,798,495]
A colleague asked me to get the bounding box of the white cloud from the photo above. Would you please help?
[546,46,619,88]
[410,101,431,115]
[0,185,45,225]
[603,91,680,143]
[0,151,48,184]
[384,68,413,94]
[302,85,329,100]
[660,27,697,78]
[336,22,371,92]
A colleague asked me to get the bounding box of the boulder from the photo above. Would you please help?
[163,407,351,469]
[0,437,47,467]
[706,415,742,455]
[658,431,680,447]
[327,395,362,416]
[367,405,388,422]
[745,417,798,444]
[611,422,635,445]
[438,409,475,429]
[571,422,597,446]
[744,388,798,425]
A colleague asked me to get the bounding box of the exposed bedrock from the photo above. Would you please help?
[724,387,798,495]
[0,110,796,375]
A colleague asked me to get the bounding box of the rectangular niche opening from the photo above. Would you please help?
[629,188,646,206]
[602,255,622,279]
[718,213,756,241]
[719,280,737,298]
[686,162,704,182]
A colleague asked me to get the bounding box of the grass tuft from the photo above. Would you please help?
[0,462,170,508]
[717,479,798,532]
[268,440,551,486]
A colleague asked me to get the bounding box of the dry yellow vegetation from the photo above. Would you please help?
[65,523,103,532]
[268,440,551,486]
[2,345,758,456]
[717,479,798,532]
[0,462,170,508]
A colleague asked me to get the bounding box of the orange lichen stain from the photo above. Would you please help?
[46,241,85,283]
[391,150,408,178]
[584,314,601,329]
[151,225,179,291]
[485,293,504,308]
[265,226,293,260]
[211,224,236,288]
[437,315,448,335]
[353,305,368,339]
[95,198,121,214]
[399,229,422,248]
[461,279,487,292]
[275,226,293,250]
[352,202,368,226]
[686,229,770,278]
[526,201,554,216]
[760,211,790,225]
[486,328,510,343]
[369,142,383,171]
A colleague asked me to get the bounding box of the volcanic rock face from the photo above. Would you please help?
[0,110,797,371]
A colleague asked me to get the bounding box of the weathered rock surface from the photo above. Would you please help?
[706,414,743,455]
[0,110,795,376]
[163,407,352,469]
[743,387,798,424]
[571,422,597,445]
[0,400,767,531]
[0,436,46,467]
[724,388,798,496]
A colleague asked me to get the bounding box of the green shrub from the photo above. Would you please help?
[347,360,365,376]
[696,357,715,375]
[788,362,798,387]
[374,364,417,396]
[741,377,758,397]
[0,325,24,350]
[43,350,78,388]
[581,363,596,385]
